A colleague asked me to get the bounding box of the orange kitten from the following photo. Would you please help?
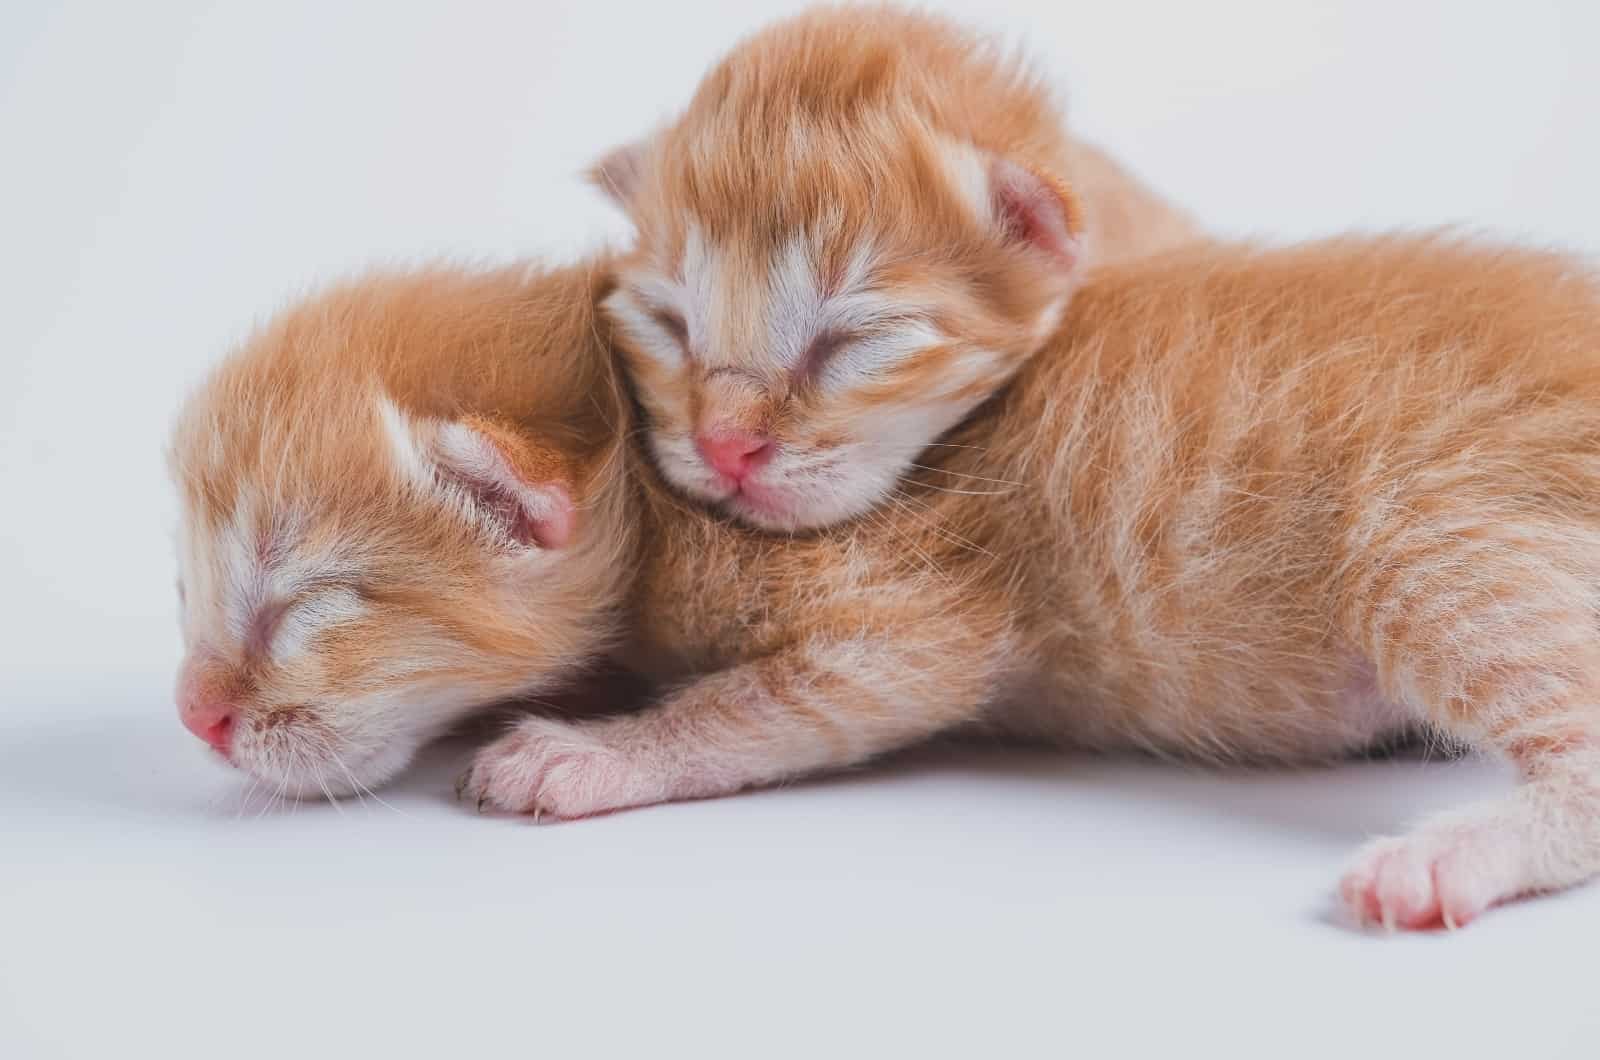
[174,235,1600,932]
[168,262,630,796]
[460,235,1600,933]
[595,4,1195,531]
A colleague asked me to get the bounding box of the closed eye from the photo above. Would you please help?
[248,585,367,661]
[795,328,853,382]
[246,598,292,660]
[648,304,690,350]
[796,316,936,387]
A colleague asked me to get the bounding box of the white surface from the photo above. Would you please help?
[3,2,1599,1056]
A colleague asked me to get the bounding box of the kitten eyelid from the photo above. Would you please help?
[795,327,856,381]
[251,584,366,658]
[646,303,691,351]
[798,313,936,378]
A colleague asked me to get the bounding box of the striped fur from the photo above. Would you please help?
[469,234,1600,931]
[173,234,1600,930]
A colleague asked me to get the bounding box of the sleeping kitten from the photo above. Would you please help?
[174,235,1600,932]
[596,4,1196,532]
[461,234,1600,933]
[168,262,631,796]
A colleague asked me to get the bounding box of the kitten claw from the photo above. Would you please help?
[1340,823,1526,932]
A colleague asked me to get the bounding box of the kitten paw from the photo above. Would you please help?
[1338,824,1525,932]
[458,717,660,820]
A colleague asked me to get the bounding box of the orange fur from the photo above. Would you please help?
[598,4,1197,532]
[169,213,1600,933]
[169,261,633,794]
[466,234,1600,932]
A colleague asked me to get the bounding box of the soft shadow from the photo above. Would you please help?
[0,711,483,821]
[0,712,230,819]
[2,704,1515,844]
[777,735,1515,844]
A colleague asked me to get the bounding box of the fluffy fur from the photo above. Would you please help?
[597,4,1196,531]
[169,262,631,798]
[173,235,1600,932]
[462,235,1600,934]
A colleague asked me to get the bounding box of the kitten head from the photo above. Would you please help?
[595,7,1087,531]
[168,264,628,797]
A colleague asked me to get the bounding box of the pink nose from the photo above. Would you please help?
[695,429,774,482]
[179,695,237,756]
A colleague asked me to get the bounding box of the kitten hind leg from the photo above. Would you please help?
[1337,515,1600,930]
[1341,743,1600,930]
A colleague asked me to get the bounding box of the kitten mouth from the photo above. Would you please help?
[720,479,794,524]
[228,725,391,798]
[682,455,797,525]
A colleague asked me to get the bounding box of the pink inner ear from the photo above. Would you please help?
[528,485,575,550]
[990,158,1081,271]
[445,465,574,551]
[431,424,577,551]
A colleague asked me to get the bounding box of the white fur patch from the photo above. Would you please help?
[606,225,724,369]
[603,285,688,370]
[434,421,505,481]
[765,236,828,372]
[937,139,996,228]
[217,494,264,646]
[376,396,432,491]
[681,224,716,358]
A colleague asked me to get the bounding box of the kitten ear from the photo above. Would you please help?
[430,419,576,549]
[379,399,575,550]
[587,135,653,214]
[948,147,1086,274]
[989,158,1086,271]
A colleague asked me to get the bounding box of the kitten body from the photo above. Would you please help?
[465,235,1600,932]
[599,4,1196,532]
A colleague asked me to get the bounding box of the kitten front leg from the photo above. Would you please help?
[461,621,1012,819]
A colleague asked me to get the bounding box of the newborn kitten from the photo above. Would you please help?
[596,5,1196,531]
[460,235,1600,933]
[168,262,630,796]
[176,236,1600,931]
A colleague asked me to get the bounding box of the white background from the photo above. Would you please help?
[3,2,1598,1056]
